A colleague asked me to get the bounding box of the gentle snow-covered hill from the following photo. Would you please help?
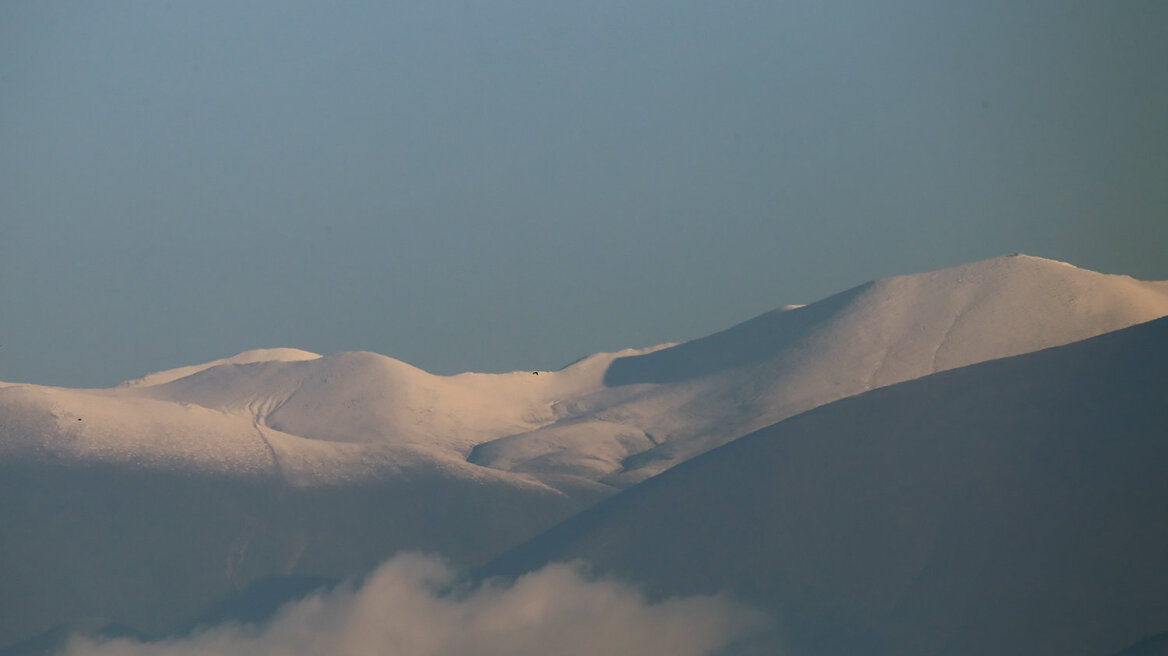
[116,348,323,388]
[0,393,582,646]
[0,343,667,645]
[1,254,1166,648]
[485,315,1168,656]
[472,254,1168,486]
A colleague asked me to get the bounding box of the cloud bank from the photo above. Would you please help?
[60,554,771,656]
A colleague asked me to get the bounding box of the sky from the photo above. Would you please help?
[2,1,1166,388]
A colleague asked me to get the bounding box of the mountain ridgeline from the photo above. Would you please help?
[1,254,1166,653]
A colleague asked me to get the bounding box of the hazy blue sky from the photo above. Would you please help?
[2,1,1166,387]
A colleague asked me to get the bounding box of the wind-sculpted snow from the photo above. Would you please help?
[56,554,772,656]
[3,254,1167,650]
[485,316,1168,656]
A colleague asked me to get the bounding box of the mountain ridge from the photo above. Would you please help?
[3,253,1168,649]
[483,314,1168,656]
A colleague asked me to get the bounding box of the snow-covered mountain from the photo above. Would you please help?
[485,315,1168,656]
[1,254,1166,648]
[472,254,1168,487]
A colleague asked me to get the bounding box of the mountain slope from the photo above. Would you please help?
[3,254,1167,649]
[473,254,1168,486]
[0,348,626,645]
[485,316,1168,656]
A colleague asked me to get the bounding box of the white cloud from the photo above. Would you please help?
[60,554,772,656]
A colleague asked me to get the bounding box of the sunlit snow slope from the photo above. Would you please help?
[486,315,1168,656]
[0,347,656,644]
[471,254,1168,486]
[1,254,1166,647]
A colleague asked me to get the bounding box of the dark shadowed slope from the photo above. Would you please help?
[0,445,579,648]
[486,316,1168,656]
[1111,632,1168,656]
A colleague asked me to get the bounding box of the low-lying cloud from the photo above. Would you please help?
[60,554,772,656]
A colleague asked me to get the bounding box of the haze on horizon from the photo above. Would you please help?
[2,0,1166,388]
